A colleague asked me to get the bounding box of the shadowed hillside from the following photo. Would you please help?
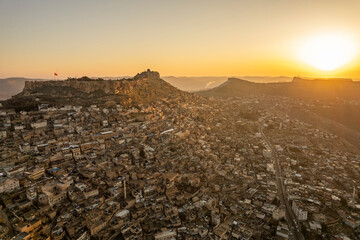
[198,77,360,101]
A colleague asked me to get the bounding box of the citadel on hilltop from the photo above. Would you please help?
[134,69,160,80]
[22,69,161,95]
[2,70,178,111]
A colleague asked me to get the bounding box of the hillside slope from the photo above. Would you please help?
[2,70,182,111]
[198,76,360,148]
[198,77,360,101]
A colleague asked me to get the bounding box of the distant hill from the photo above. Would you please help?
[1,70,183,111]
[198,77,360,101]
[162,76,292,92]
[238,76,292,83]
[0,77,51,100]
[163,76,228,92]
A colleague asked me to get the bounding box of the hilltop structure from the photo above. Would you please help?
[22,69,161,96]
[2,70,181,111]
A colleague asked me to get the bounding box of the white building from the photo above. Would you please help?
[31,121,47,129]
[275,145,284,152]
[14,125,24,131]
[267,163,275,173]
[263,149,272,158]
[292,200,308,221]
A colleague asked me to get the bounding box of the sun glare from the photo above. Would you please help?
[297,33,357,71]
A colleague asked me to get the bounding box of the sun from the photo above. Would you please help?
[297,33,357,71]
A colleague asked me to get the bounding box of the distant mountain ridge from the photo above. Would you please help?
[0,75,357,100]
[292,76,353,83]
[162,76,228,92]
[198,76,360,101]
[162,76,293,92]
[0,77,50,100]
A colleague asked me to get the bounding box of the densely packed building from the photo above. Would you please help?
[0,94,359,240]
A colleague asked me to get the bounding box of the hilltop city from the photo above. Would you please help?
[0,70,359,240]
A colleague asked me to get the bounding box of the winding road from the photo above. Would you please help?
[259,118,305,240]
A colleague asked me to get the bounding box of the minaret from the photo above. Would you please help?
[353,187,358,200]
[124,179,127,200]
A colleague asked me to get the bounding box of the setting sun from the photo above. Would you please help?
[297,33,357,71]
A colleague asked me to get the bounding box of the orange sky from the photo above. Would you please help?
[0,0,359,79]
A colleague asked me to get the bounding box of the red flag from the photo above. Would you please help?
[54,73,58,76]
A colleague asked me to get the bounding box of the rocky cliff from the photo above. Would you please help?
[23,78,140,96]
[22,69,161,96]
[3,70,182,110]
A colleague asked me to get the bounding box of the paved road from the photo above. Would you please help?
[259,118,305,240]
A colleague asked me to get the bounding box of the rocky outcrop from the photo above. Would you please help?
[22,70,161,96]
[2,69,181,110]
[134,69,160,80]
[23,79,138,95]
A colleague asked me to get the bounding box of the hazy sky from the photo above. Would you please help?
[1,0,360,78]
